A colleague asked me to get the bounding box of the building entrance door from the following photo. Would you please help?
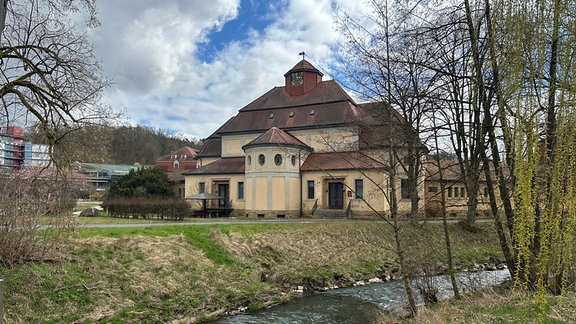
[218,183,229,208]
[328,182,344,209]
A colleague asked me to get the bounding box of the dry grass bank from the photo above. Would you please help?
[1,221,506,323]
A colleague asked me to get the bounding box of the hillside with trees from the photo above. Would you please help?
[25,124,201,165]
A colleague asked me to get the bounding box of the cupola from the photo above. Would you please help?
[284,59,323,96]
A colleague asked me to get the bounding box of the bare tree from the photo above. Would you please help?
[0,0,114,266]
[333,0,440,315]
[0,0,116,164]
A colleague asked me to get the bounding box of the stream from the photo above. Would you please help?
[217,269,511,323]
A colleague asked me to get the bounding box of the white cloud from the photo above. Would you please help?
[89,0,366,140]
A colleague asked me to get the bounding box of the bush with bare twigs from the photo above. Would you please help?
[0,167,78,267]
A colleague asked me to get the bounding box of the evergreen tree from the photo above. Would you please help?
[107,167,174,199]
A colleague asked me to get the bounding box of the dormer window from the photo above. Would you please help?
[181,154,187,159]
[171,154,177,159]
[310,109,316,115]
[269,113,274,119]
[289,112,295,117]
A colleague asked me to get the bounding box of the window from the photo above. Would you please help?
[454,187,459,198]
[460,187,465,198]
[401,179,410,199]
[291,155,296,166]
[258,154,265,165]
[237,182,244,200]
[447,187,452,198]
[269,112,274,119]
[173,160,179,169]
[181,154,187,159]
[355,179,364,199]
[483,187,488,197]
[428,186,438,193]
[199,182,205,193]
[307,180,315,199]
[274,154,282,165]
[247,155,251,165]
[289,111,295,117]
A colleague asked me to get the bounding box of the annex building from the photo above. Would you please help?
[183,59,424,218]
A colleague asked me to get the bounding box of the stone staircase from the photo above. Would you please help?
[312,209,348,219]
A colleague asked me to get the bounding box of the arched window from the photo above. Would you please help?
[291,155,296,166]
[274,154,282,166]
[173,160,179,169]
[247,155,251,165]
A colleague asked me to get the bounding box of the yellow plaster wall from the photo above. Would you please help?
[300,170,391,216]
[254,177,268,210]
[271,177,285,210]
[197,157,219,167]
[184,174,246,211]
[424,180,494,216]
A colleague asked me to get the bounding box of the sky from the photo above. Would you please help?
[85,0,367,140]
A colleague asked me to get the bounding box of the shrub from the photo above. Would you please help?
[102,198,192,220]
[0,167,77,267]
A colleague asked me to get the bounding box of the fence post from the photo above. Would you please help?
[0,278,3,324]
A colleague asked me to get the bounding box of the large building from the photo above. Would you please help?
[0,126,50,170]
[183,59,423,218]
[156,146,199,199]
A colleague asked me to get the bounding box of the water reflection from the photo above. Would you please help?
[219,294,388,324]
[217,270,510,323]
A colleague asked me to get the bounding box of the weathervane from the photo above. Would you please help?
[299,51,306,60]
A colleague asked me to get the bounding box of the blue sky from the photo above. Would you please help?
[87,0,366,140]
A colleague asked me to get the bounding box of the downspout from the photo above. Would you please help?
[298,149,303,217]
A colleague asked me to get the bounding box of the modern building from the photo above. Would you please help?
[155,146,198,198]
[75,162,141,192]
[0,126,50,170]
[183,59,423,218]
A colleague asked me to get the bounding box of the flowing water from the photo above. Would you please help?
[217,270,511,323]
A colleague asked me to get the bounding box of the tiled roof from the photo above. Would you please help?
[182,157,245,175]
[195,60,420,158]
[355,102,422,150]
[301,152,385,171]
[242,127,312,151]
[424,159,511,181]
[222,100,361,134]
[196,137,222,158]
[156,146,198,161]
[239,80,353,112]
[283,59,324,77]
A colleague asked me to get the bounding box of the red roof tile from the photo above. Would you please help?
[182,157,245,175]
[242,127,312,151]
[196,137,222,158]
[239,80,353,112]
[156,146,198,162]
[195,61,420,159]
[283,59,324,77]
[424,159,511,181]
[301,152,386,171]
